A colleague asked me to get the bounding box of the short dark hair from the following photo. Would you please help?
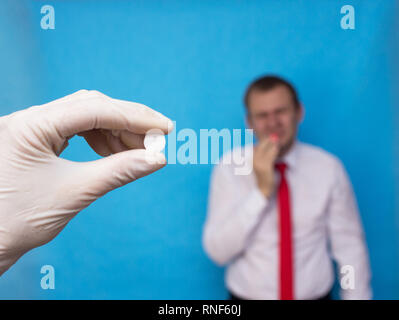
[244,75,300,111]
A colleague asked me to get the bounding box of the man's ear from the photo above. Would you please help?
[297,103,305,124]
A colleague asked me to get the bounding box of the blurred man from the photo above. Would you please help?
[202,75,372,300]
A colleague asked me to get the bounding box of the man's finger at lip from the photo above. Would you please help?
[260,136,276,149]
[257,135,281,155]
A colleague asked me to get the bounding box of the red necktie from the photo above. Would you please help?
[275,162,294,300]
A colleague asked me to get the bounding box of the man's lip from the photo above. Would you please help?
[268,133,281,142]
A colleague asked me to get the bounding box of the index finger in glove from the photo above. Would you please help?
[36,90,174,141]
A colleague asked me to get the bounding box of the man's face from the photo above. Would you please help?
[247,85,303,156]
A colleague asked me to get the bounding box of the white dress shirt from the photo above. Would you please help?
[202,140,372,300]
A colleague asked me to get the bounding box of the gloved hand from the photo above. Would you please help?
[0,89,173,276]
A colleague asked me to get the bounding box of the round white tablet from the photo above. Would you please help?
[144,129,166,153]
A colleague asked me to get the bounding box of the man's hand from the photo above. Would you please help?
[253,135,280,198]
[0,90,173,276]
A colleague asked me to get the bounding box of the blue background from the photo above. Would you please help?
[0,0,398,299]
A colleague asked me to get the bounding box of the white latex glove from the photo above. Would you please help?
[0,90,173,276]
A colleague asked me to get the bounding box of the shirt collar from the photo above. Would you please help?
[277,139,299,170]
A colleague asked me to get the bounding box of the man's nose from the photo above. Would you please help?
[266,113,279,128]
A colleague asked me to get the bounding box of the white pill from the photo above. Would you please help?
[144,129,166,153]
